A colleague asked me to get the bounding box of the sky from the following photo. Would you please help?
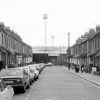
[0,0,100,47]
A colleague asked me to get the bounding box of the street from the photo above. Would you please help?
[12,66,100,100]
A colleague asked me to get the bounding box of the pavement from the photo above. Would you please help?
[64,66,100,86]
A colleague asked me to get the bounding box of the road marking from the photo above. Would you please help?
[45,96,56,100]
[27,94,30,97]
[25,84,36,100]
[82,97,85,100]
[51,96,56,99]
[29,91,32,94]
[25,97,29,100]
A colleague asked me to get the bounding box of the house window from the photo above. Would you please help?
[8,37,10,49]
[98,37,99,48]
[95,38,96,49]
[99,37,100,48]
[91,57,93,61]
[4,35,6,47]
[13,40,15,50]
[2,34,3,45]
[11,38,13,49]
[7,37,8,48]
[93,40,95,50]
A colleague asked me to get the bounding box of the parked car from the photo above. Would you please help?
[45,62,53,66]
[0,68,30,93]
[39,63,45,71]
[0,78,14,100]
[35,64,41,73]
[22,66,35,85]
[6,64,18,68]
[28,64,39,80]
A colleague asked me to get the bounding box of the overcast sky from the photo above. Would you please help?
[0,0,100,47]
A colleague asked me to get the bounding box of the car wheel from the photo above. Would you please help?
[27,82,30,89]
[22,85,26,93]
[30,81,32,85]
[37,76,39,79]
[36,76,39,80]
[32,79,34,82]
[35,77,37,81]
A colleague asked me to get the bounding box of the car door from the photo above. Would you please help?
[29,67,35,79]
[23,69,29,85]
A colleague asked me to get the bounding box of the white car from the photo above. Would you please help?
[0,79,14,100]
[28,64,39,80]
[46,62,53,66]
[39,63,45,70]
[22,66,35,85]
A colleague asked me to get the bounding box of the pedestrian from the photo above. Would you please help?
[81,64,84,73]
[75,64,79,73]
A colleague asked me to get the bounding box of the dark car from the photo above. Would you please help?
[0,68,30,93]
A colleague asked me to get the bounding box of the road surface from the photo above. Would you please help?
[12,66,100,100]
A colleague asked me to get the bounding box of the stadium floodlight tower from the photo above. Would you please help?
[43,14,48,49]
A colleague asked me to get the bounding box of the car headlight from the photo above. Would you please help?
[16,79,22,82]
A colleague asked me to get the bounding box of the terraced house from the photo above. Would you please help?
[0,23,32,69]
[67,26,100,73]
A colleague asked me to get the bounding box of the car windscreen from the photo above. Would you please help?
[0,69,22,76]
[29,67,35,73]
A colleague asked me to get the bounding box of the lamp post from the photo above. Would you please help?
[68,32,70,69]
[43,14,48,48]
[60,46,62,65]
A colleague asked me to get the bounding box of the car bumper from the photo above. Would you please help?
[7,83,25,88]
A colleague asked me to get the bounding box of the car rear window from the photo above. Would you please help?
[0,69,22,76]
